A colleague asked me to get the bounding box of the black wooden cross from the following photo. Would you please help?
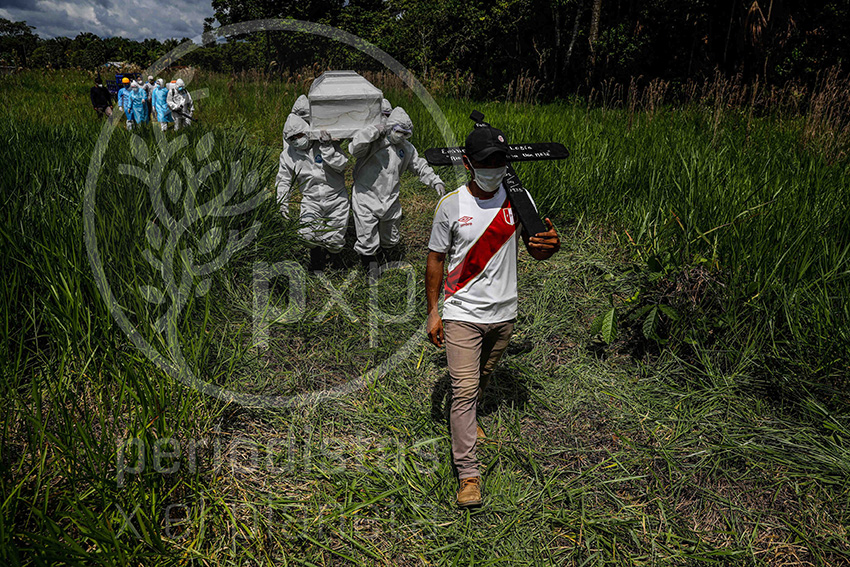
[424,110,569,236]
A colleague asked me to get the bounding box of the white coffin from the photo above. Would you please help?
[307,71,383,139]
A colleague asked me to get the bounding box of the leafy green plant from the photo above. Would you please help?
[589,288,681,346]
[631,302,680,343]
[590,303,618,344]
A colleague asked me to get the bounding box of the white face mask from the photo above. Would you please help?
[388,130,407,145]
[472,165,507,193]
[290,136,309,150]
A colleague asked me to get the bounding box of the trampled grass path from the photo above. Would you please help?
[174,180,849,566]
[1,69,848,565]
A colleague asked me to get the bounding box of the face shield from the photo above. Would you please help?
[289,133,310,150]
[387,124,412,145]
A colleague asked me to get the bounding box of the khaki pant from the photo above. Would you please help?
[445,319,514,479]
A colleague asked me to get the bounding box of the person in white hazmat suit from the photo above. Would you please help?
[167,79,194,130]
[276,114,350,273]
[281,95,311,153]
[350,106,445,268]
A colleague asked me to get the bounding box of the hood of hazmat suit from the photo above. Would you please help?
[283,113,310,150]
[386,107,413,134]
[381,98,392,117]
[291,95,310,121]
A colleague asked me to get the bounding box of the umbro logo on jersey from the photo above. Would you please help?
[459,215,473,227]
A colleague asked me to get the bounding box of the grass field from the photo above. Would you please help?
[1,69,849,565]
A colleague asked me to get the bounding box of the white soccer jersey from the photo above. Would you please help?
[428,184,532,324]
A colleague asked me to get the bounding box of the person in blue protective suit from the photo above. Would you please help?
[152,79,173,131]
[349,106,445,269]
[117,77,133,129]
[129,81,149,126]
[275,114,350,274]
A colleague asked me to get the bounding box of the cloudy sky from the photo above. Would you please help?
[0,0,214,41]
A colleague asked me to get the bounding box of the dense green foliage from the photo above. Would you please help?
[402,83,849,389]
[1,70,848,565]
[4,1,850,98]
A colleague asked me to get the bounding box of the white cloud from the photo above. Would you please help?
[0,0,214,41]
[38,0,97,23]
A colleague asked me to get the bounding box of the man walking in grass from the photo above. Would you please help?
[90,76,112,120]
[425,125,560,507]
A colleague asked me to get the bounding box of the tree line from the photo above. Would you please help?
[2,0,849,100]
[0,22,181,72]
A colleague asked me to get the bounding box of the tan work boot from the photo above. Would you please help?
[476,423,486,440]
[457,476,482,507]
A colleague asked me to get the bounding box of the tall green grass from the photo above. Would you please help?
[0,74,292,563]
[389,86,850,391]
[193,70,850,370]
[1,69,848,565]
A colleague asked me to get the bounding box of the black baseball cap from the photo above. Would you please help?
[464,126,508,162]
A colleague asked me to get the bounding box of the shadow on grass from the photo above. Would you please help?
[429,360,534,425]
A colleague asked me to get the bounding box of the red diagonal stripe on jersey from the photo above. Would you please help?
[445,198,515,297]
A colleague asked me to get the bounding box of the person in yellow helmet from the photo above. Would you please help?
[117,77,131,113]
[117,77,133,129]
